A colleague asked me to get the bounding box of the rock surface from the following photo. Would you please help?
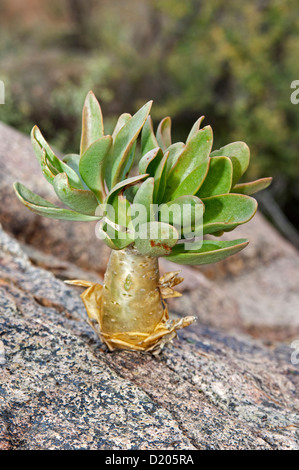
[0,226,299,450]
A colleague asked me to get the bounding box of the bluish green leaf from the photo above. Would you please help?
[13,182,101,221]
[153,151,169,204]
[62,154,89,189]
[165,161,210,201]
[232,177,272,195]
[105,174,149,207]
[165,142,185,174]
[163,126,213,201]
[202,193,258,234]
[80,91,104,156]
[96,222,120,250]
[112,113,131,139]
[106,101,152,189]
[79,135,112,202]
[159,195,204,236]
[35,149,57,184]
[197,156,233,198]
[211,142,250,187]
[164,239,249,265]
[53,173,99,215]
[104,195,134,249]
[133,177,155,223]
[134,221,179,257]
[186,116,205,143]
[156,117,172,151]
[31,126,83,189]
[138,147,163,176]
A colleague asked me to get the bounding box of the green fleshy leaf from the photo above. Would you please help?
[164,239,249,265]
[13,182,101,221]
[159,195,204,236]
[95,222,120,250]
[109,113,136,182]
[35,149,57,184]
[112,113,131,139]
[231,177,272,195]
[153,151,169,204]
[141,116,159,155]
[163,126,213,201]
[133,177,155,224]
[165,142,185,174]
[211,142,250,187]
[80,91,104,156]
[122,140,137,180]
[197,156,233,198]
[134,221,179,257]
[138,147,163,176]
[156,117,172,151]
[107,101,152,189]
[105,174,149,207]
[62,154,89,189]
[79,136,112,202]
[186,116,205,143]
[165,161,210,201]
[124,185,139,203]
[104,195,134,249]
[31,126,83,189]
[104,174,149,237]
[202,193,258,234]
[53,173,99,215]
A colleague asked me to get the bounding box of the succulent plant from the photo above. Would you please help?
[14,91,271,353]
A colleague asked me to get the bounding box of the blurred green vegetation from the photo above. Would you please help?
[1,0,299,232]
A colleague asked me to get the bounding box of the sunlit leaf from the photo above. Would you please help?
[80,91,104,156]
[163,126,213,200]
[31,126,83,189]
[186,116,205,143]
[79,135,112,202]
[105,174,149,206]
[53,173,99,215]
[134,221,179,256]
[197,156,233,198]
[165,142,185,174]
[232,177,272,195]
[106,101,152,188]
[159,195,204,236]
[138,147,163,176]
[62,154,89,189]
[153,151,169,203]
[164,239,249,265]
[133,177,155,223]
[156,117,172,151]
[13,182,101,221]
[211,141,250,187]
[202,193,257,234]
[112,113,131,139]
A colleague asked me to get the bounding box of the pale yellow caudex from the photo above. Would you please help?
[66,246,196,354]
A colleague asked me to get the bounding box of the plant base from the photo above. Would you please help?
[66,247,196,354]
